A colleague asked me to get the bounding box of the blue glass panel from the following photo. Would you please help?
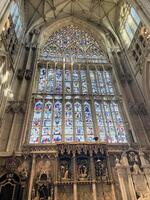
[65,102,73,137]
[38,68,46,92]
[46,69,55,93]
[131,7,140,25]
[80,70,88,94]
[74,102,84,140]
[97,71,106,95]
[55,69,62,93]
[65,82,71,94]
[84,102,94,139]
[90,70,98,94]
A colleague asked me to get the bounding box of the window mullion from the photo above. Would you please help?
[62,62,65,142]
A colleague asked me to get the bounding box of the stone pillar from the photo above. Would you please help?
[72,152,77,200]
[90,151,97,200]
[6,112,17,152]
[19,33,36,101]
[92,183,97,200]
[73,183,77,200]
[127,168,137,200]
[54,153,58,200]
[139,151,150,187]
[28,154,36,200]
[116,166,128,200]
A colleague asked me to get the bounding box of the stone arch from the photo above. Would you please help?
[38,17,109,55]
[27,16,121,54]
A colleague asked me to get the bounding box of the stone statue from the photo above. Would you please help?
[138,193,150,200]
[79,164,88,180]
[60,164,69,180]
[95,159,105,177]
[20,167,28,180]
[132,162,142,175]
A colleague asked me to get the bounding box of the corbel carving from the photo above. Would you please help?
[17,69,25,80]
[32,43,37,50]
[138,103,148,115]
[25,69,32,80]
[129,102,139,114]
[5,101,26,113]
[25,42,31,50]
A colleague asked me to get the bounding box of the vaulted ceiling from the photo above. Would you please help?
[22,0,124,33]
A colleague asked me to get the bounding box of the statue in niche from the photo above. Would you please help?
[20,167,29,181]
[32,169,53,200]
[128,152,139,165]
[60,160,70,181]
[95,159,105,179]
[60,164,69,180]
[79,163,88,180]
[127,151,142,173]
[132,162,142,175]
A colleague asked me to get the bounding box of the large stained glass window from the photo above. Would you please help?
[29,64,127,144]
[29,24,128,144]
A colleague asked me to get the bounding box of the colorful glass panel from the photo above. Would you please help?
[73,70,80,94]
[41,100,52,144]
[55,69,63,94]
[65,102,73,142]
[37,68,46,93]
[74,102,84,142]
[30,100,43,143]
[84,102,94,141]
[52,101,62,142]
[46,69,55,93]
[80,70,88,94]
[90,70,98,94]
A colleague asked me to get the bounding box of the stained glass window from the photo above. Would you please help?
[119,3,141,47]
[29,25,128,144]
[10,1,23,39]
[39,25,107,63]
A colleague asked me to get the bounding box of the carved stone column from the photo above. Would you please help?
[72,152,77,200]
[54,153,58,200]
[127,167,137,200]
[28,154,36,200]
[19,33,36,101]
[116,165,128,200]
[90,151,97,200]
[139,151,150,187]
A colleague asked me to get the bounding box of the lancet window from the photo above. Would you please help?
[120,3,141,47]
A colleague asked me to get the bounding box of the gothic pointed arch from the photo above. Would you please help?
[28,22,128,145]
